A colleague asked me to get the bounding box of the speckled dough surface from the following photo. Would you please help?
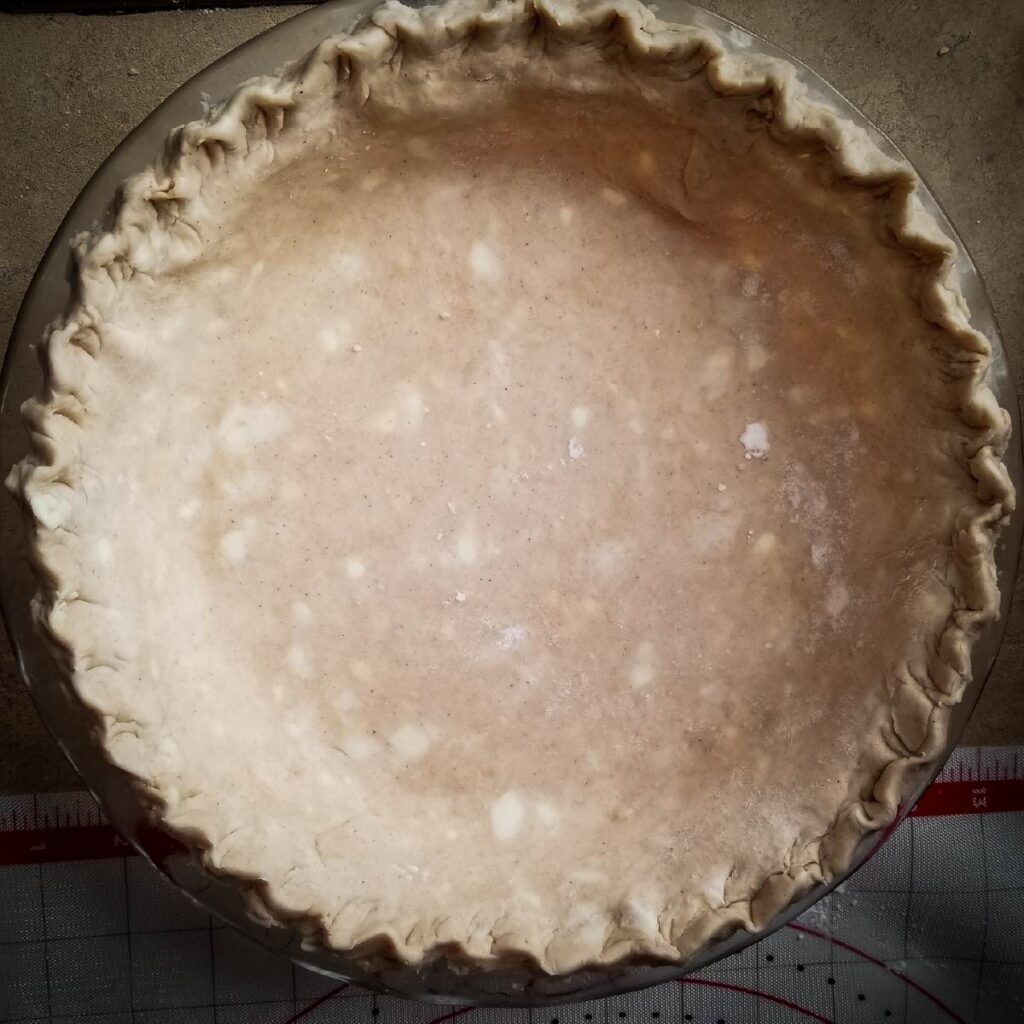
[7,0,1014,975]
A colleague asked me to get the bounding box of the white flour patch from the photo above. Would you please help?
[349,659,373,683]
[336,250,366,282]
[401,385,426,431]
[487,339,511,386]
[702,865,731,905]
[454,591,467,603]
[469,240,501,281]
[571,406,590,429]
[218,530,248,565]
[286,644,313,679]
[623,899,659,934]
[291,601,313,626]
[333,689,358,713]
[629,641,657,689]
[741,273,762,299]
[177,498,201,521]
[457,534,478,563]
[319,319,356,356]
[826,582,851,618]
[702,348,735,401]
[318,327,341,354]
[745,337,769,372]
[340,734,380,761]
[568,436,586,460]
[811,542,831,570]
[592,540,627,576]
[740,422,770,459]
[346,557,367,580]
[535,801,561,826]
[497,625,527,651]
[388,724,432,761]
[491,790,525,841]
[218,403,289,454]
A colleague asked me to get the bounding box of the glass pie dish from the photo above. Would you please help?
[0,0,1020,1006]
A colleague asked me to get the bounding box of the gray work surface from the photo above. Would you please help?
[1,1,1022,794]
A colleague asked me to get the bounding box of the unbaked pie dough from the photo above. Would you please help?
[7,0,1014,974]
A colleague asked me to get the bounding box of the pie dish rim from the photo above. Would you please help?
[2,0,1015,991]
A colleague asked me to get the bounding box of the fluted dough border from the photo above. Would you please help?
[6,0,1015,975]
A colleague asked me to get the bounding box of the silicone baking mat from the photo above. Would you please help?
[1,745,1022,1024]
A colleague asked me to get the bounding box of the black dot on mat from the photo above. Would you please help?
[550,1018,558,1023]
[717,1018,726,1024]
[827,977,835,986]
[684,1015,693,1022]
[857,994,866,1002]
[884,1012,892,1018]
[584,1016,592,1021]
[765,954,774,962]
[651,1013,660,1019]
[619,1013,628,1019]
[371,1011,380,1018]
[796,964,805,972]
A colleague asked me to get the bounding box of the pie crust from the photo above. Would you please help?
[7,0,1015,975]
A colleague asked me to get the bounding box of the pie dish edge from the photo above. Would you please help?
[5,0,1016,974]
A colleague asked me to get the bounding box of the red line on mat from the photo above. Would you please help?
[423,1006,475,1024]
[678,977,833,1023]
[787,923,967,1024]
[280,983,349,1024]
[282,993,473,1024]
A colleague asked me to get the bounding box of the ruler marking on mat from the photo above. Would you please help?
[0,822,185,866]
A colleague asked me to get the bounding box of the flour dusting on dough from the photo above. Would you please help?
[497,624,527,651]
[740,422,770,459]
[469,240,501,281]
[388,724,432,761]
[826,582,851,618]
[491,790,525,840]
[629,641,657,688]
[218,403,289,454]
[218,530,248,565]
